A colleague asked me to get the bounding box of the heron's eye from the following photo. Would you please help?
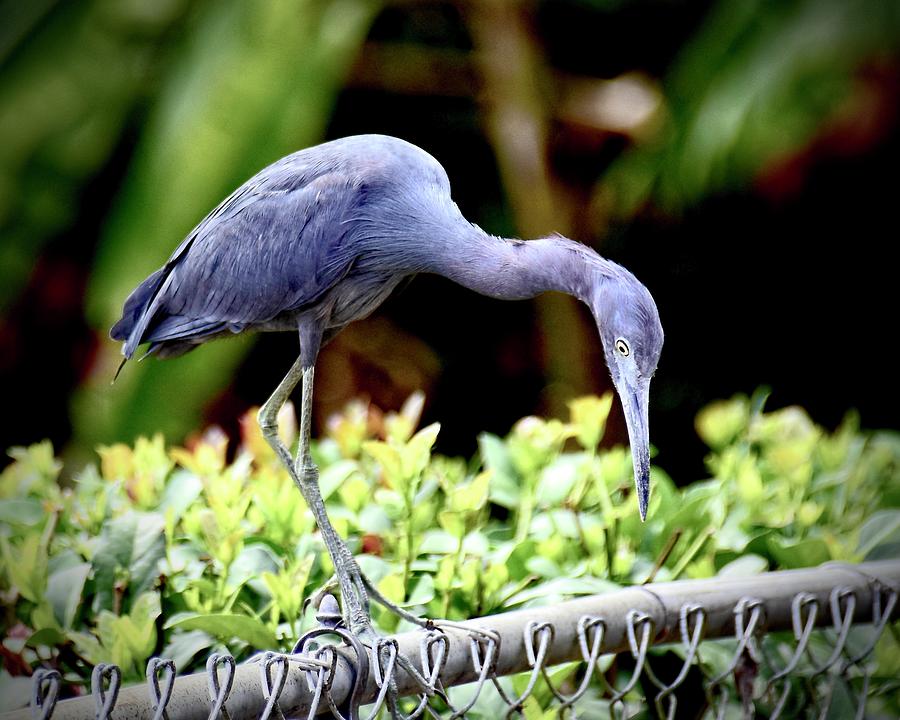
[615,338,630,357]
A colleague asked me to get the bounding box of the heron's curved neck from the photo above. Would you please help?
[415,214,613,305]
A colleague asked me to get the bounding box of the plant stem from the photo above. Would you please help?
[516,487,534,543]
[441,533,465,618]
[643,529,682,584]
[572,510,592,557]
[401,479,419,601]
[671,526,715,580]
[604,525,614,579]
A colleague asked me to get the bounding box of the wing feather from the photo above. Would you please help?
[116,164,361,358]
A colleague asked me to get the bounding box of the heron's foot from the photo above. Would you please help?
[326,555,379,644]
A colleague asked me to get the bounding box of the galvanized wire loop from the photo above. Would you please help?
[608,610,653,719]
[305,661,329,720]
[524,621,555,668]
[408,629,452,714]
[764,592,819,720]
[294,623,369,718]
[147,658,176,720]
[258,652,289,720]
[705,596,765,719]
[798,587,858,719]
[302,647,342,720]
[844,582,897,667]
[206,654,235,720]
[494,621,554,717]
[420,629,449,691]
[364,638,398,720]
[809,586,856,675]
[31,668,61,720]
[834,583,898,720]
[314,645,357,720]
[446,632,499,719]
[91,663,121,720]
[653,603,706,720]
[769,592,819,683]
[542,615,607,715]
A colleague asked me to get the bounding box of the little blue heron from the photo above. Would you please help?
[111,134,663,637]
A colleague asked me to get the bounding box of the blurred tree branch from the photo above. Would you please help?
[463,0,598,415]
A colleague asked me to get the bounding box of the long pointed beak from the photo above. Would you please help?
[618,380,652,521]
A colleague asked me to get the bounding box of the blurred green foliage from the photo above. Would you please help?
[0,0,196,312]
[1,392,897,714]
[605,0,900,214]
[70,0,379,454]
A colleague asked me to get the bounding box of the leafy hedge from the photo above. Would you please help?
[1,391,898,714]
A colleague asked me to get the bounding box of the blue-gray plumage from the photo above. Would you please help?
[111,134,663,636]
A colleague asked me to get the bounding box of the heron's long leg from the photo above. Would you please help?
[258,361,372,639]
[259,359,435,648]
[295,367,435,629]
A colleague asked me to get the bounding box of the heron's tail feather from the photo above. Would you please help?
[112,356,127,383]
[110,268,168,358]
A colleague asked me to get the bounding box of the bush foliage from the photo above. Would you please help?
[1,391,898,714]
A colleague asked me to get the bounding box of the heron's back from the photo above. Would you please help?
[111,135,453,359]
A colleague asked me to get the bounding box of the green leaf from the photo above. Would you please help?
[46,562,91,628]
[535,457,579,507]
[355,554,393,584]
[376,573,406,606]
[166,613,278,650]
[437,510,466,539]
[505,577,619,606]
[0,441,62,498]
[524,556,562,579]
[419,529,461,555]
[857,509,900,559]
[401,423,441,478]
[406,574,435,606]
[26,627,66,648]
[0,533,48,602]
[717,554,767,577]
[68,629,104,665]
[357,504,392,534]
[92,511,166,612]
[384,391,426,444]
[226,544,279,593]
[159,469,203,521]
[363,441,403,490]
[447,471,490,514]
[479,433,520,508]
[161,630,215,671]
[504,540,537,580]
[116,592,162,663]
[31,600,60,632]
[514,661,578,715]
[0,499,45,527]
[319,460,359,501]
[695,397,749,449]
[767,535,831,569]
[568,394,613,450]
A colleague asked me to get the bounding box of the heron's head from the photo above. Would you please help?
[591,274,663,520]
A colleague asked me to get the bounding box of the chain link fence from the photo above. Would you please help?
[9,560,899,720]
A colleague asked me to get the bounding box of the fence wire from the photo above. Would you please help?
[9,560,899,720]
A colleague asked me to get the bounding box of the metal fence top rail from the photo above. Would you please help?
[7,560,899,720]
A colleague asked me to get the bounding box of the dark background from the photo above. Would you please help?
[1,0,897,484]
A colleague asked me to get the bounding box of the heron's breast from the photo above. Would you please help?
[324,270,406,329]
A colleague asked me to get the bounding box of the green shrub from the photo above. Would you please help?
[0,390,897,714]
